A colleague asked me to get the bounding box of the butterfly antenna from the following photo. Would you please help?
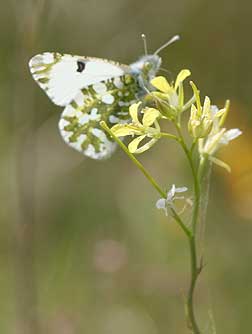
[141,33,148,55]
[159,67,172,75]
[159,67,175,82]
[154,35,180,55]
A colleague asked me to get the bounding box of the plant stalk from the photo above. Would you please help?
[101,121,191,237]
[187,235,202,333]
[175,125,202,333]
[103,120,205,333]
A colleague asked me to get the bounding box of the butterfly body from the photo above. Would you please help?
[130,54,161,91]
[29,52,161,159]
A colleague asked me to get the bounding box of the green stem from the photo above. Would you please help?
[190,140,197,155]
[170,208,192,238]
[102,121,203,333]
[198,156,208,182]
[100,121,191,237]
[187,236,201,334]
[159,132,179,141]
[176,126,200,233]
[197,157,212,258]
[100,121,165,197]
[175,125,202,334]
[182,95,196,113]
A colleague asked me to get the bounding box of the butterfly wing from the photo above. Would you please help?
[29,52,129,106]
[29,52,141,159]
[58,74,140,159]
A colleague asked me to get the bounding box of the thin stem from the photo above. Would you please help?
[102,120,204,333]
[101,121,165,198]
[198,158,212,258]
[190,140,197,155]
[170,208,192,238]
[101,121,191,237]
[198,156,208,182]
[187,236,202,334]
[175,125,200,233]
[174,125,202,333]
[159,132,179,141]
[182,95,196,113]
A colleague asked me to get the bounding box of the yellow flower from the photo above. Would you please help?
[187,82,242,172]
[188,96,213,138]
[150,70,191,115]
[190,81,231,135]
[111,102,161,154]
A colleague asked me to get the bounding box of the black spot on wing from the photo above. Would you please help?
[77,60,86,73]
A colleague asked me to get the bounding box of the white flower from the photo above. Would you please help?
[199,127,242,156]
[198,127,242,172]
[156,184,188,216]
[220,128,242,144]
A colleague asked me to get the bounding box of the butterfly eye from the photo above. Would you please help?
[77,60,86,73]
[144,62,152,70]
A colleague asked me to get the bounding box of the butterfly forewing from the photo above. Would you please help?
[58,74,140,159]
[29,52,128,106]
[28,52,150,159]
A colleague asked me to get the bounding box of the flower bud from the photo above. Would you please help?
[188,103,213,138]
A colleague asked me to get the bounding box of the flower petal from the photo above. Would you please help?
[156,198,168,216]
[203,128,226,155]
[190,104,198,118]
[111,124,133,137]
[142,108,160,127]
[202,96,211,115]
[167,184,176,200]
[210,105,219,116]
[156,198,166,209]
[175,69,191,91]
[128,135,146,153]
[151,76,171,93]
[178,81,184,108]
[111,124,142,137]
[209,156,231,173]
[175,187,188,193]
[220,128,242,144]
[129,102,141,124]
[134,138,158,154]
[190,81,201,114]
[214,108,225,118]
[218,100,230,127]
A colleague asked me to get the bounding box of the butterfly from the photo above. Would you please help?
[29,35,179,159]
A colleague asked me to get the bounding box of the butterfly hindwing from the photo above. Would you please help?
[28,52,158,159]
[58,74,140,159]
[29,52,128,106]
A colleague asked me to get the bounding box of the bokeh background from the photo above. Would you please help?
[1,0,252,333]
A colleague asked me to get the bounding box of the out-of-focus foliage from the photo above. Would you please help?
[1,0,252,333]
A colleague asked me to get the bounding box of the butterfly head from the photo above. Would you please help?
[130,54,162,90]
[130,34,180,92]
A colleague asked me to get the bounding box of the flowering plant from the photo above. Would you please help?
[101,68,242,333]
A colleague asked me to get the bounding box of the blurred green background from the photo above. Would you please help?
[1,0,252,333]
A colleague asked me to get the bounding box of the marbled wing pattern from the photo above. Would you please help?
[58,74,140,159]
[29,52,140,159]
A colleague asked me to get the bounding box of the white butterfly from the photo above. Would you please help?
[29,35,179,159]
